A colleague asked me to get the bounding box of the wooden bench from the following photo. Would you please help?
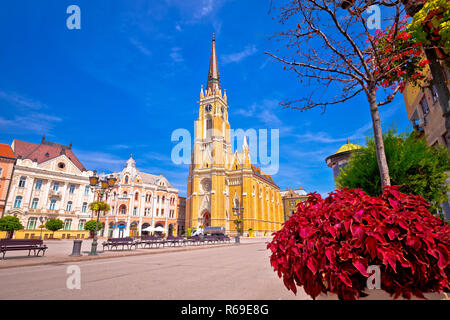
[139,236,166,249]
[102,237,137,251]
[0,239,48,259]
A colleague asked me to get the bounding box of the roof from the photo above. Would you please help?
[251,165,279,188]
[335,139,362,155]
[0,144,15,159]
[12,138,86,171]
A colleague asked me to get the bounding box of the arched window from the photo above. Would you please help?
[119,205,127,215]
[135,192,139,201]
[66,201,73,211]
[206,115,213,139]
[123,191,128,198]
[124,175,129,184]
[14,196,22,208]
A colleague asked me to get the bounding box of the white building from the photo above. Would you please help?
[4,137,94,231]
[99,155,179,238]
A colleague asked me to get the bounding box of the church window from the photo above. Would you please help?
[124,176,129,184]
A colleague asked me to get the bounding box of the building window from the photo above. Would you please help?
[123,191,128,198]
[133,207,137,216]
[78,219,86,230]
[14,196,22,208]
[135,192,139,200]
[52,182,59,191]
[124,176,129,184]
[35,179,42,190]
[27,217,37,230]
[431,85,439,103]
[119,205,126,215]
[157,195,160,203]
[84,186,89,195]
[31,198,39,209]
[420,97,430,115]
[82,202,87,213]
[18,176,26,188]
[66,201,73,211]
[69,184,75,194]
[64,219,72,230]
[49,199,56,210]
[156,209,159,216]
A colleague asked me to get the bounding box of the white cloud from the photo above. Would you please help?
[234,99,283,128]
[0,113,62,135]
[0,90,46,110]
[222,45,258,64]
[170,47,184,63]
[129,37,151,56]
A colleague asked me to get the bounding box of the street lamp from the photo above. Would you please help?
[89,171,117,255]
[232,204,244,244]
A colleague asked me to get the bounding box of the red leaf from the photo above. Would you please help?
[307,257,317,274]
[353,260,369,276]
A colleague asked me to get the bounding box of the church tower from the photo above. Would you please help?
[185,33,285,236]
[186,33,231,229]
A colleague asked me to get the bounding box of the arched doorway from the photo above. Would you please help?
[117,222,126,238]
[201,210,211,227]
[130,221,138,237]
[142,223,150,235]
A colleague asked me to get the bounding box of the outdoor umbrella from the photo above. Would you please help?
[154,226,165,232]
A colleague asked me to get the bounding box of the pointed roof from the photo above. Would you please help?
[206,33,220,92]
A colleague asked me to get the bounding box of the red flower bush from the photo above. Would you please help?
[268,187,449,300]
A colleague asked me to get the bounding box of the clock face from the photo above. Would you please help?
[205,104,212,113]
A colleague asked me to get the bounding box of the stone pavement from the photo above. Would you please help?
[0,237,272,269]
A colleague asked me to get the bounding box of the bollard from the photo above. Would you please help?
[69,240,83,257]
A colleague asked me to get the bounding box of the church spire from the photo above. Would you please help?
[206,32,220,92]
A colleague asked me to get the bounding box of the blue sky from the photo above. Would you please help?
[0,0,411,196]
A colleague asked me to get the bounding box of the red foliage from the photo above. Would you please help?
[268,187,450,300]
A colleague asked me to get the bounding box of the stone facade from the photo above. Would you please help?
[4,138,94,231]
[99,156,179,237]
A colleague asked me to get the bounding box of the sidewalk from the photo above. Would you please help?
[0,237,272,269]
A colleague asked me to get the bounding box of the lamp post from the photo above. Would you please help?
[88,171,117,255]
[232,204,244,244]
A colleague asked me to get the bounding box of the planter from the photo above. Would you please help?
[316,289,447,300]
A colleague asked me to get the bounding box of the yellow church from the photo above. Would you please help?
[185,34,284,236]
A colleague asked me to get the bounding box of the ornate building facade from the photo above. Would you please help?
[0,144,16,216]
[281,187,309,222]
[186,34,284,236]
[100,156,179,237]
[4,137,94,233]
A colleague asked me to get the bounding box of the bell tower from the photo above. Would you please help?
[187,33,231,230]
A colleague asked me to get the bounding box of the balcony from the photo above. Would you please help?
[49,190,61,198]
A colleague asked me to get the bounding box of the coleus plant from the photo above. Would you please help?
[268,187,449,300]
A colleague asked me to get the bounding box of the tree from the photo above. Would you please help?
[336,127,450,214]
[0,216,23,238]
[84,220,103,238]
[266,0,426,188]
[45,218,64,237]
